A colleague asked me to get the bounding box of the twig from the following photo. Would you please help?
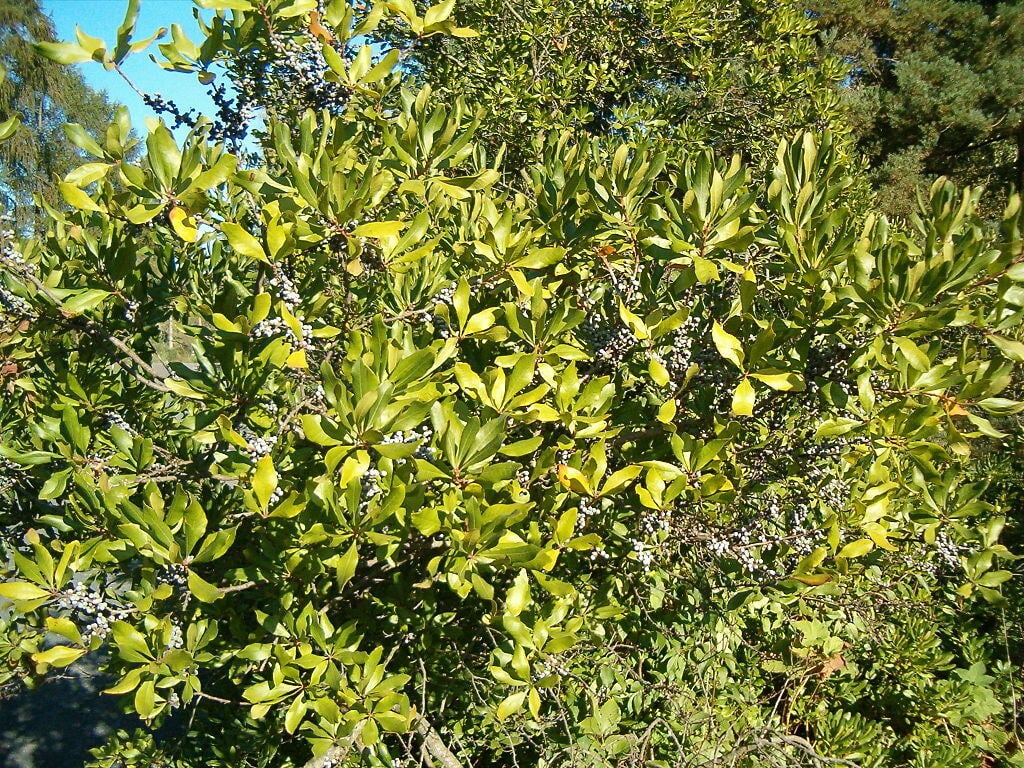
[415,716,466,768]
[15,267,170,392]
[218,580,262,594]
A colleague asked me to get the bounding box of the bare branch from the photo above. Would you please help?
[415,717,467,768]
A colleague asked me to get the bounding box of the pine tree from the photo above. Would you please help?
[807,0,1024,216]
[0,0,121,229]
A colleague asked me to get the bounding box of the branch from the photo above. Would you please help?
[416,716,467,768]
[299,715,466,768]
[14,267,170,392]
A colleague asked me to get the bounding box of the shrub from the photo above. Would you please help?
[1,2,1022,766]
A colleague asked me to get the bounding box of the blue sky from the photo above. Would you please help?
[41,0,215,136]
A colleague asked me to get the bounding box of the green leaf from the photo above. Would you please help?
[222,222,268,262]
[837,539,874,559]
[252,455,278,509]
[164,378,205,400]
[712,322,744,368]
[0,582,50,601]
[750,370,804,391]
[32,645,87,667]
[514,247,565,269]
[63,289,111,315]
[33,41,92,64]
[353,220,405,238]
[284,695,307,734]
[146,125,181,188]
[333,542,359,590]
[134,679,156,719]
[45,617,82,644]
[692,254,720,283]
[505,571,531,617]
[893,337,930,371]
[111,621,151,661]
[731,378,756,416]
[496,691,526,721]
[64,124,104,157]
[187,571,223,603]
[648,357,670,387]
[0,116,18,141]
[58,182,103,212]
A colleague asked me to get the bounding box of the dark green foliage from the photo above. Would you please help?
[404,0,854,173]
[807,0,1024,216]
[0,2,1022,767]
[0,0,122,230]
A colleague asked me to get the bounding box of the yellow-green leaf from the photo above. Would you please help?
[496,691,526,721]
[731,377,756,416]
[252,455,278,509]
[187,571,223,603]
[32,645,87,667]
[169,206,198,242]
[58,182,103,212]
[648,357,670,387]
[837,538,874,560]
[505,571,531,617]
[222,222,267,262]
[352,220,405,239]
[0,582,50,601]
[712,322,744,368]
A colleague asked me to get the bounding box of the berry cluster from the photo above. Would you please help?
[57,581,133,643]
[206,81,257,147]
[630,538,657,571]
[702,495,819,581]
[0,286,29,317]
[252,316,314,351]
[934,530,970,572]
[664,313,701,373]
[805,336,865,399]
[0,217,33,321]
[382,426,435,460]
[360,466,387,511]
[0,457,20,494]
[257,33,351,115]
[142,92,197,131]
[638,507,671,537]
[425,283,457,339]
[237,423,277,461]
[122,299,140,323]
[609,270,641,299]
[580,315,635,370]
[144,82,257,150]
[156,563,188,589]
[577,498,600,529]
[533,655,569,682]
[105,411,133,433]
[269,271,301,310]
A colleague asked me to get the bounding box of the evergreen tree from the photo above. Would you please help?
[0,3,1022,767]
[402,0,854,172]
[0,0,121,229]
[807,0,1024,216]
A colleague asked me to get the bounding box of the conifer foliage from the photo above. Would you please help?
[0,0,124,229]
[1,2,1023,766]
[807,0,1024,215]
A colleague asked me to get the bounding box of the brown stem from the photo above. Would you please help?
[14,267,170,392]
[415,716,466,768]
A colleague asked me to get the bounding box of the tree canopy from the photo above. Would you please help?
[808,0,1024,216]
[0,2,1023,767]
[0,0,125,230]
